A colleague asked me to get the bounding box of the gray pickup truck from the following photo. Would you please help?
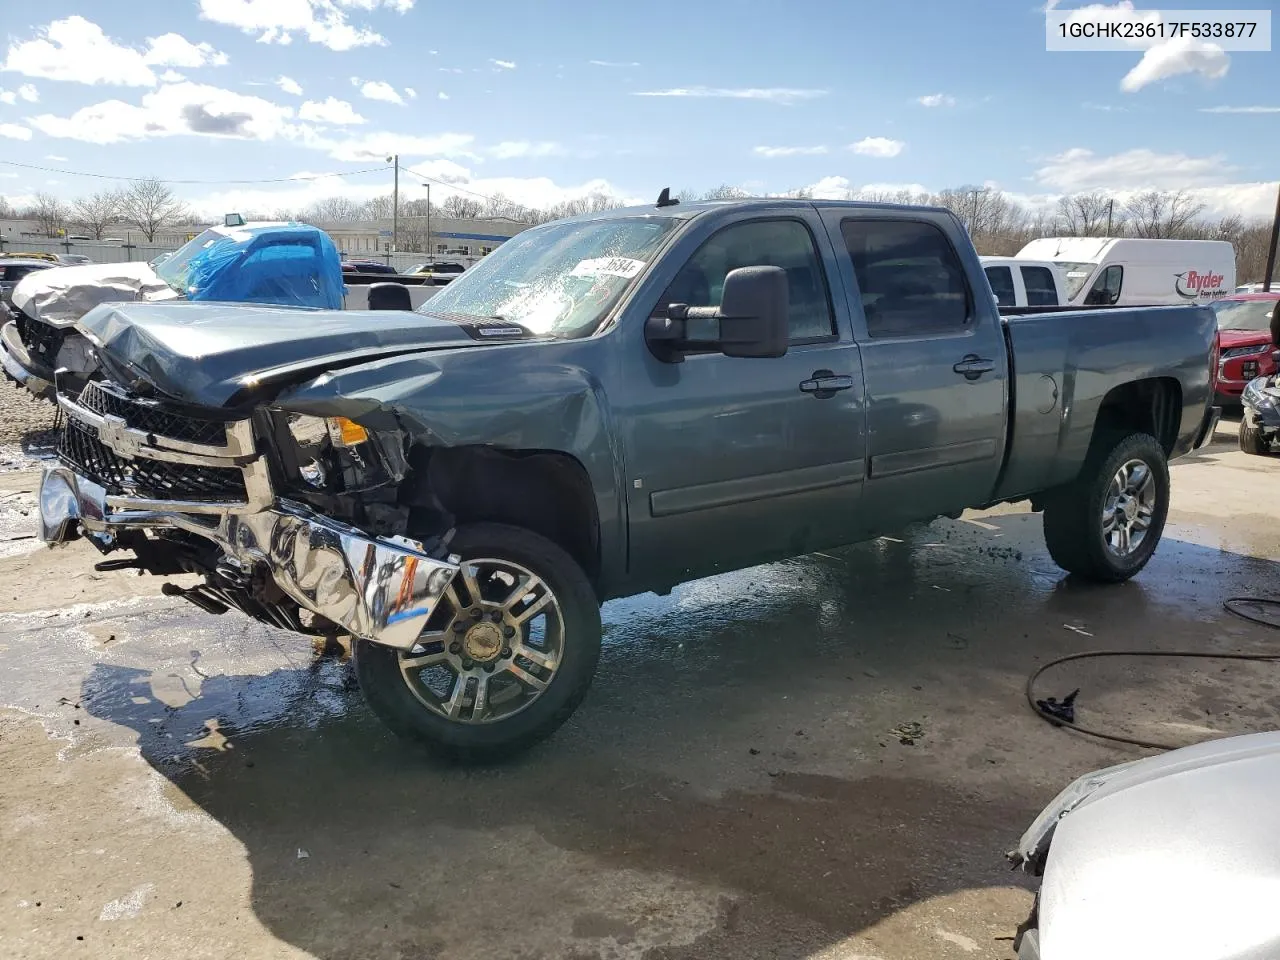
[37,197,1220,759]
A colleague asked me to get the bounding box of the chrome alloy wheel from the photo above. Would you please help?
[397,557,564,724]
[1101,458,1157,557]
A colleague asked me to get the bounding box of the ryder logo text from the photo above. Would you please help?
[1175,270,1228,301]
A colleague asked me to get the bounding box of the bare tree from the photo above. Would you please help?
[0,195,14,219]
[440,195,483,219]
[1123,189,1206,239]
[70,190,123,239]
[1056,191,1118,236]
[118,178,188,242]
[26,193,68,238]
[701,184,749,200]
[302,196,369,222]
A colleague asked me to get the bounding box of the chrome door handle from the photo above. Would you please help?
[799,370,854,398]
[953,355,994,381]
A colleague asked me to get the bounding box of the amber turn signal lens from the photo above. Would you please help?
[330,417,368,447]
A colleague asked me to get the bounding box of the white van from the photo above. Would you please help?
[1015,237,1235,308]
[979,256,1069,308]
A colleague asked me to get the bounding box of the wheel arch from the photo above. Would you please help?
[1090,377,1182,457]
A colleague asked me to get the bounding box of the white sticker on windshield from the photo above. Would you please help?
[569,256,647,280]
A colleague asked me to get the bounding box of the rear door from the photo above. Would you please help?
[621,210,867,584]
[821,210,1008,533]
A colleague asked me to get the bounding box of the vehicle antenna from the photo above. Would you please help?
[656,187,679,208]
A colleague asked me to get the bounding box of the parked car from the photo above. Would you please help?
[0,256,57,308]
[38,196,1220,759]
[1237,282,1274,293]
[1016,237,1236,308]
[56,253,93,266]
[1,222,342,399]
[407,260,467,284]
[1209,293,1280,407]
[341,259,400,275]
[1011,730,1280,960]
[980,257,1069,308]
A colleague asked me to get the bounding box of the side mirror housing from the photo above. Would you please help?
[645,265,789,363]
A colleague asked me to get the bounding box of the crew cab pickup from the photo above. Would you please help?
[37,197,1221,759]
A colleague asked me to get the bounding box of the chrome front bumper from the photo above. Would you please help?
[38,464,460,651]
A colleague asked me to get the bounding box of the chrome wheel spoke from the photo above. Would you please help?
[514,643,557,671]
[459,563,485,608]
[504,661,548,692]
[1116,524,1132,555]
[511,591,552,626]
[471,673,490,720]
[1131,465,1153,498]
[443,672,470,719]
[401,648,450,671]
[502,574,542,609]
[1102,512,1118,535]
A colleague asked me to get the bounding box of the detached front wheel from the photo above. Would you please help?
[355,522,601,761]
[1042,432,1170,583]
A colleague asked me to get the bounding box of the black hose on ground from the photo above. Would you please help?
[1025,598,1280,751]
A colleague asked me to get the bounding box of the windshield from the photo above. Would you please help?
[152,227,226,293]
[1058,261,1099,300]
[418,216,680,338]
[1212,298,1279,332]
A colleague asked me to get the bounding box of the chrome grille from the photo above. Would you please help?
[77,381,231,447]
[58,418,247,501]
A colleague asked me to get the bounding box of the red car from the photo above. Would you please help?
[1211,293,1280,404]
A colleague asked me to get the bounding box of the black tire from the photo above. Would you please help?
[1239,420,1269,455]
[1041,432,1169,583]
[355,522,601,762]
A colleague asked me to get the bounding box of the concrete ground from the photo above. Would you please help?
[3,387,1279,960]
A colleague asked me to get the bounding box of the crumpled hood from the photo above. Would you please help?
[77,300,485,407]
[11,260,178,327]
[1029,731,1280,960]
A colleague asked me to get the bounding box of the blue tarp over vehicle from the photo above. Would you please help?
[162,223,345,309]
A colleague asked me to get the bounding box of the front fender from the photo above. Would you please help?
[274,341,626,584]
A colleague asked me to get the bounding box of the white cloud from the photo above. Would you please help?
[0,123,31,141]
[18,84,39,103]
[160,70,186,83]
[1035,147,1230,192]
[439,67,463,74]
[917,93,955,107]
[849,137,905,158]
[144,33,229,68]
[632,86,827,105]
[355,79,404,104]
[28,81,297,144]
[489,140,564,159]
[489,59,516,70]
[197,0,412,50]
[323,130,476,162]
[803,175,853,199]
[298,96,365,125]
[1200,105,1280,114]
[0,91,14,105]
[2,17,228,88]
[753,145,828,158]
[438,91,449,100]
[1121,37,1229,91]
[277,76,304,96]
[589,60,640,67]
[45,154,68,161]
[405,87,417,99]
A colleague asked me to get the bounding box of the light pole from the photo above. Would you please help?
[386,154,399,257]
[423,182,431,262]
[1265,179,1279,293]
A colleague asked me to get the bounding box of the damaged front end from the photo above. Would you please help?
[40,376,459,650]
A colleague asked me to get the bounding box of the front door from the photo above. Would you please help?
[822,211,1008,534]
[620,212,867,587]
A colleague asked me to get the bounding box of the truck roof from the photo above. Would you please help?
[552,197,957,225]
[1017,236,1235,260]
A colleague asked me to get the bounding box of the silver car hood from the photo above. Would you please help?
[1022,731,1280,960]
[10,260,179,327]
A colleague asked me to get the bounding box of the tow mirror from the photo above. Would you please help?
[645,266,789,363]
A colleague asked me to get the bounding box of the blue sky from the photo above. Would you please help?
[0,0,1276,219]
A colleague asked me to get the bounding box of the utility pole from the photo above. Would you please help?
[387,154,399,255]
[1265,179,1279,293]
[1106,198,1114,236]
[426,182,431,263]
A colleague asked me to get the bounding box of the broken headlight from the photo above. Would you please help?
[276,411,400,493]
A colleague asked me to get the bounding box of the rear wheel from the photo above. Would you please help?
[355,522,601,761]
[1042,432,1169,583]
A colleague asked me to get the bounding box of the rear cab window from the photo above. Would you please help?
[839,219,973,338]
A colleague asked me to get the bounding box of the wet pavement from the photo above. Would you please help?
[4,419,1280,959]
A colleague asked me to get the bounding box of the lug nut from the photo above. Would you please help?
[472,608,484,620]
[501,647,512,659]
[462,659,473,670]
[483,664,495,673]
[453,622,467,633]
[449,642,461,654]
[503,626,515,638]
[490,611,502,623]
